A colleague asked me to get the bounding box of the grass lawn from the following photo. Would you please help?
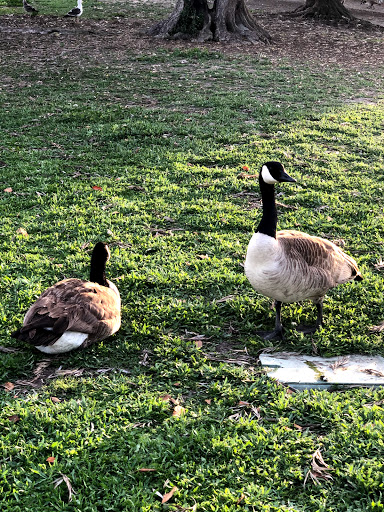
[1,1,384,510]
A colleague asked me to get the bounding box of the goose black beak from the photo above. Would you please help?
[280,172,296,183]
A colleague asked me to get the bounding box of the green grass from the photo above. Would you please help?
[0,0,170,19]
[1,2,384,510]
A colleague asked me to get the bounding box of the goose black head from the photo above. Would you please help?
[260,162,296,185]
[89,242,111,286]
[91,242,111,264]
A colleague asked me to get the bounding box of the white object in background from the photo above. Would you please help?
[259,352,384,390]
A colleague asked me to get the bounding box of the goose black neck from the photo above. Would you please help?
[256,177,277,238]
[89,254,108,287]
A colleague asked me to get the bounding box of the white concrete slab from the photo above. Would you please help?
[259,352,384,391]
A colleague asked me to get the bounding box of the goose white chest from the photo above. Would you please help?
[244,232,313,303]
[244,232,283,298]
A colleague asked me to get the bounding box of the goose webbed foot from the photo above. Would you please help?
[257,300,284,340]
[262,327,285,341]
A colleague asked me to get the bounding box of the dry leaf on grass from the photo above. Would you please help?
[162,486,178,504]
[183,332,211,342]
[2,381,15,391]
[14,379,40,388]
[150,227,172,237]
[196,254,209,260]
[195,340,203,348]
[304,448,333,487]
[33,359,52,377]
[138,468,157,472]
[0,346,20,353]
[16,227,28,237]
[8,414,20,423]
[46,456,55,463]
[127,185,145,191]
[4,187,13,193]
[161,395,178,405]
[236,493,245,505]
[363,399,384,408]
[228,402,261,422]
[51,396,61,403]
[54,368,84,378]
[275,201,298,210]
[370,321,384,333]
[92,185,103,190]
[173,405,186,417]
[203,353,253,366]
[53,473,76,503]
[374,258,384,270]
[160,394,172,402]
[214,294,235,303]
[205,399,212,405]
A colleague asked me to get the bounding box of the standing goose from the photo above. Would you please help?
[244,162,362,339]
[11,242,121,354]
[23,0,38,15]
[64,0,82,21]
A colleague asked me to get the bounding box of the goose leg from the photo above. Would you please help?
[298,299,323,334]
[264,300,284,340]
[315,300,323,329]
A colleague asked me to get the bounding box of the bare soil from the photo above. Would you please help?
[0,0,384,74]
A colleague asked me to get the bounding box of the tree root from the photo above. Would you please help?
[148,0,271,43]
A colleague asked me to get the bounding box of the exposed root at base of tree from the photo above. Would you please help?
[149,20,271,44]
[148,0,272,44]
[284,9,384,31]
[289,1,355,21]
[165,25,272,44]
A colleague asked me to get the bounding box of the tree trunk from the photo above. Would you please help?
[148,0,271,43]
[290,0,355,21]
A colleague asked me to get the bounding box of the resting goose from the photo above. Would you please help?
[11,242,121,354]
[244,162,363,339]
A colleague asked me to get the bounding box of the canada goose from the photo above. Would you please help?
[244,162,363,339]
[23,0,38,15]
[64,0,82,20]
[11,242,121,354]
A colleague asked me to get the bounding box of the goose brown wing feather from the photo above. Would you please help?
[278,230,362,285]
[17,278,120,346]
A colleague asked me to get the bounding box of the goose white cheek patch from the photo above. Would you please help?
[261,165,279,184]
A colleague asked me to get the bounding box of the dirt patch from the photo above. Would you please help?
[0,1,384,75]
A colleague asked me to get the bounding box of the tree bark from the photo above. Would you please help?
[290,0,355,21]
[148,0,271,43]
